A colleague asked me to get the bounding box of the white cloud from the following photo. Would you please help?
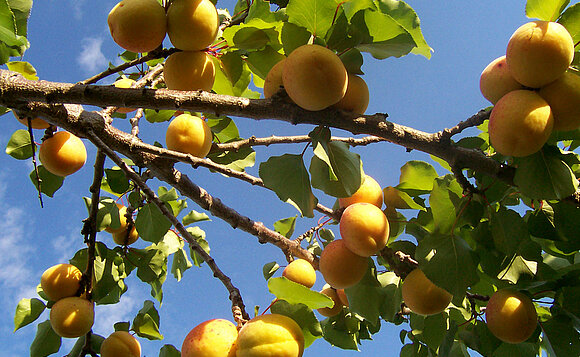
[78,37,107,74]
[93,289,140,336]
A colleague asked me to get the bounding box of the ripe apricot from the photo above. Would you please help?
[506,21,574,88]
[166,114,213,157]
[402,269,452,316]
[282,44,348,111]
[112,226,139,246]
[166,0,219,51]
[339,203,389,257]
[113,77,136,114]
[163,51,216,92]
[108,0,166,53]
[338,174,383,209]
[282,259,316,288]
[316,287,345,317]
[334,74,370,115]
[15,114,50,129]
[319,239,368,289]
[488,90,553,157]
[105,204,131,234]
[485,289,537,344]
[480,55,524,104]
[539,71,580,131]
[383,186,411,210]
[181,319,238,357]
[336,289,349,307]
[49,296,94,338]
[263,59,286,98]
[40,263,83,301]
[236,314,304,357]
[38,131,87,177]
[100,331,141,357]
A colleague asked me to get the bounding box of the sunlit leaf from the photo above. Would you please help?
[268,277,333,309]
[526,0,569,21]
[397,160,438,195]
[132,300,164,340]
[14,298,45,332]
[7,60,36,79]
[6,129,34,159]
[286,0,340,38]
[274,216,297,238]
[559,3,580,43]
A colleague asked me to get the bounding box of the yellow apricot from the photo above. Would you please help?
[112,225,139,246]
[539,71,580,131]
[38,131,87,177]
[319,239,368,289]
[236,314,304,357]
[383,186,411,210]
[334,74,369,115]
[402,269,452,316]
[15,114,50,129]
[485,289,538,344]
[316,287,344,317]
[506,21,574,88]
[100,331,141,357]
[166,0,219,51]
[105,204,130,234]
[282,259,316,288]
[338,174,383,209]
[108,0,166,53]
[163,51,216,92]
[40,263,83,301]
[166,114,213,157]
[49,296,94,338]
[263,59,286,98]
[488,90,553,157]
[339,203,389,257]
[282,44,348,111]
[182,319,238,357]
[480,55,524,104]
[113,77,136,114]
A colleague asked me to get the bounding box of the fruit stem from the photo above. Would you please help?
[26,116,44,208]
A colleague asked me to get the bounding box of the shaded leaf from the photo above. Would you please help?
[135,203,172,243]
[263,261,280,280]
[132,300,164,340]
[159,344,181,357]
[171,246,192,282]
[6,129,34,159]
[29,165,64,198]
[30,320,61,357]
[271,300,323,347]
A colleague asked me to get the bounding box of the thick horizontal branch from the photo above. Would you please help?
[0,69,514,184]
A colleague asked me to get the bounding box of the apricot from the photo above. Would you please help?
[40,263,83,301]
[15,114,50,129]
[166,0,219,51]
[49,296,94,338]
[182,319,238,357]
[402,269,452,316]
[282,44,348,111]
[485,289,538,344]
[539,71,580,131]
[163,51,216,92]
[319,239,368,289]
[263,59,286,98]
[113,77,136,114]
[112,226,139,246]
[506,21,574,88]
[339,202,389,257]
[105,204,131,234]
[166,113,213,157]
[316,287,344,317]
[282,259,316,288]
[333,74,369,115]
[38,131,87,177]
[336,289,349,307]
[338,174,383,209]
[107,0,166,53]
[383,186,411,210]
[100,331,141,357]
[236,314,304,357]
[480,55,524,104]
[488,90,553,157]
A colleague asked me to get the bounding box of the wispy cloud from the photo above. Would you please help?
[94,289,140,336]
[78,37,107,74]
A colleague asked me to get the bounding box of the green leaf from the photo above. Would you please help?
[416,234,479,297]
[135,203,172,243]
[159,344,181,357]
[429,175,462,234]
[559,3,580,44]
[30,320,61,357]
[7,60,36,79]
[104,167,130,194]
[259,154,318,218]
[67,334,105,357]
[286,0,340,39]
[268,277,334,309]
[396,160,438,195]
[14,298,45,332]
[212,53,260,98]
[497,255,538,283]
[171,246,192,281]
[271,300,323,347]
[320,315,359,350]
[187,226,210,267]
[263,261,280,280]
[132,300,164,340]
[6,129,34,159]
[245,45,286,81]
[29,165,64,198]
[182,210,210,225]
[144,109,174,123]
[513,146,578,200]
[526,0,569,21]
[281,21,311,56]
[490,207,529,256]
[541,314,580,357]
[274,216,297,238]
[410,313,448,350]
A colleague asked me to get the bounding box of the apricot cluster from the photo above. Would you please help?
[40,264,94,338]
[264,44,370,114]
[320,175,388,289]
[480,21,577,157]
[181,314,305,357]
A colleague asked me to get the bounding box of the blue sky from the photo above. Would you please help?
[0,0,535,356]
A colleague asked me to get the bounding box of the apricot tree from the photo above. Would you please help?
[2,0,580,356]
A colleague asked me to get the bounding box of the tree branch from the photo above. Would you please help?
[213,134,385,152]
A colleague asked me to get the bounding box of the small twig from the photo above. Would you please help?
[25,116,44,208]
[213,135,385,152]
[451,164,479,195]
[380,246,419,278]
[440,108,492,143]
